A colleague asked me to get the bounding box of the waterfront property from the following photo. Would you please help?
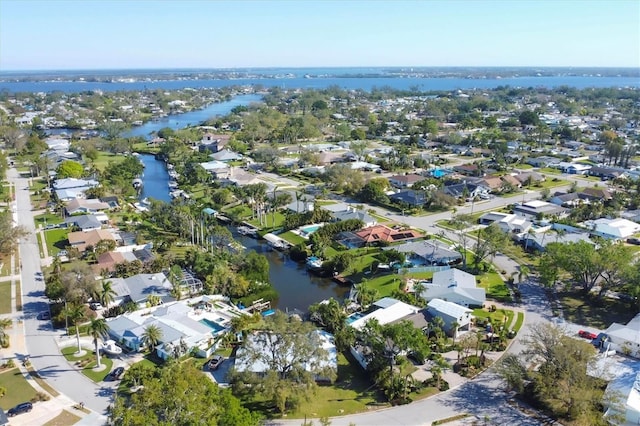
[106,295,246,360]
[420,268,486,307]
[386,240,462,266]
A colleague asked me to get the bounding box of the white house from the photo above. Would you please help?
[426,298,473,337]
[583,218,640,240]
[603,370,640,426]
[598,314,640,359]
[420,268,486,307]
[348,297,421,331]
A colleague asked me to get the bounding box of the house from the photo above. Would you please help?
[199,134,230,153]
[331,207,377,228]
[210,149,243,162]
[53,178,99,190]
[420,268,486,307]
[388,174,424,188]
[387,240,462,266]
[453,164,481,176]
[603,369,640,426]
[579,187,613,203]
[389,189,428,207]
[235,330,337,383]
[521,230,594,252]
[64,214,103,232]
[549,192,583,207]
[65,198,110,215]
[354,225,421,245]
[526,156,560,168]
[513,171,545,185]
[286,198,315,214]
[597,314,640,359]
[476,176,504,193]
[199,160,229,174]
[562,163,592,175]
[426,298,473,337]
[67,229,116,252]
[443,182,489,199]
[107,295,245,359]
[122,273,175,307]
[583,218,640,240]
[348,297,421,331]
[513,200,568,220]
[620,209,640,224]
[478,212,532,234]
[589,166,626,180]
[92,251,135,275]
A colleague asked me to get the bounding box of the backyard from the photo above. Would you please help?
[43,228,70,256]
[557,291,637,329]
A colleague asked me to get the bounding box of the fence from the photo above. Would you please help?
[400,265,451,273]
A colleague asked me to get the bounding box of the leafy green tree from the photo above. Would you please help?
[0,211,27,257]
[230,312,335,414]
[110,362,260,425]
[56,160,84,179]
[472,223,509,271]
[88,318,109,368]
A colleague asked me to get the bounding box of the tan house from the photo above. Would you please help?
[67,229,116,252]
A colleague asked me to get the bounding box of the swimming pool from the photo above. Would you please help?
[346,312,366,324]
[199,318,225,333]
[300,224,322,236]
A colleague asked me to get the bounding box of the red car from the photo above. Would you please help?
[578,330,597,340]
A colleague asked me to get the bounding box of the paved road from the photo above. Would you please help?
[9,168,115,416]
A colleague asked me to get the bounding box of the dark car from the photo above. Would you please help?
[109,366,125,380]
[38,311,50,320]
[207,355,224,371]
[627,237,640,245]
[7,402,33,416]
[578,330,597,340]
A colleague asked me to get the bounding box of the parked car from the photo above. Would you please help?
[38,311,50,320]
[627,237,640,245]
[108,366,125,380]
[207,355,224,371]
[578,330,597,340]
[7,402,33,417]
[90,302,103,311]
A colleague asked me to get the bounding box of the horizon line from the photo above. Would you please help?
[1,65,639,73]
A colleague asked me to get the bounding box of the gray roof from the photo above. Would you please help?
[107,316,141,336]
[124,273,174,304]
[64,214,101,230]
[107,278,130,298]
[432,268,477,288]
[333,210,376,224]
[427,298,472,321]
[387,240,462,264]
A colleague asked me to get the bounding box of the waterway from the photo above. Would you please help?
[138,152,348,312]
[2,75,638,93]
[125,93,262,139]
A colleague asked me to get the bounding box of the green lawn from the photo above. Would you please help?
[557,291,637,329]
[34,212,64,227]
[278,231,306,245]
[476,272,511,302]
[43,228,70,255]
[539,167,562,175]
[313,200,337,206]
[513,312,525,332]
[473,307,515,330]
[29,179,48,192]
[0,368,38,410]
[61,346,114,383]
[261,353,387,419]
[246,212,286,229]
[0,281,10,314]
[92,152,126,171]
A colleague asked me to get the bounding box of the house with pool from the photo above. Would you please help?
[106,295,248,360]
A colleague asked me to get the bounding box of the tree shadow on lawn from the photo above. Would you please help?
[557,290,637,329]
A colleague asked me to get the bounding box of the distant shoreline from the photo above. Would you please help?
[1,66,638,83]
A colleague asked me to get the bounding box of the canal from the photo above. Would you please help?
[136,97,348,312]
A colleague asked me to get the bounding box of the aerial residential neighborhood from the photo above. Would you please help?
[0,1,638,425]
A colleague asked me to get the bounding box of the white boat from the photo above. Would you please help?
[100,340,123,356]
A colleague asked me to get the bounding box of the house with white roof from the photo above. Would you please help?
[598,314,640,359]
[478,211,532,235]
[420,268,486,307]
[583,218,640,240]
[235,329,337,383]
[107,295,246,360]
[426,298,474,337]
[602,365,640,426]
[348,297,421,331]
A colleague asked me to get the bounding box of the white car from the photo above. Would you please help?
[90,302,103,311]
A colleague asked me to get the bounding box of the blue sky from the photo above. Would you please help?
[1,0,638,70]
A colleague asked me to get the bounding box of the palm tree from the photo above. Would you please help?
[142,324,163,354]
[65,303,87,353]
[518,265,530,284]
[98,280,117,308]
[0,318,12,348]
[88,318,109,368]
